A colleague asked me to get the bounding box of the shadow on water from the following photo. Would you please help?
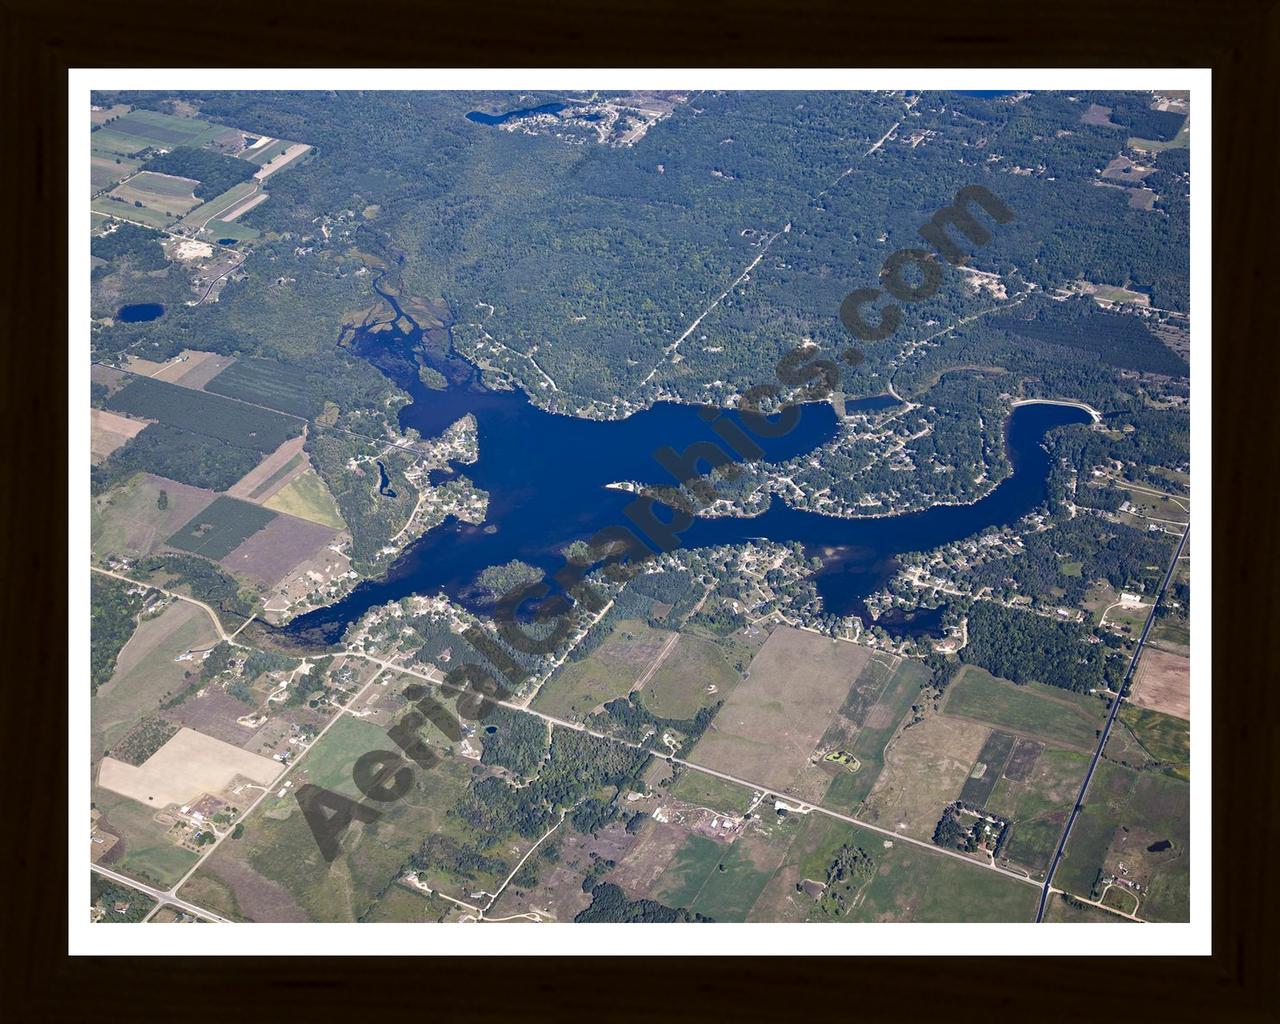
[279,275,1089,647]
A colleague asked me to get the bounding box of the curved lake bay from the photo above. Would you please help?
[283,289,1089,644]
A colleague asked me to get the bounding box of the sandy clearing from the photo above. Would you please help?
[220,191,269,221]
[91,408,150,462]
[153,349,236,388]
[1129,647,1190,721]
[253,142,310,180]
[97,727,282,809]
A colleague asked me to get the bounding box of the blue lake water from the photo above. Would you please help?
[116,302,165,323]
[466,102,567,126]
[281,280,1087,645]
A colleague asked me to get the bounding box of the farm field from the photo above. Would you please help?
[167,495,278,560]
[533,619,675,720]
[93,599,218,759]
[657,825,794,922]
[107,171,201,217]
[91,149,140,192]
[943,666,1108,751]
[263,469,347,530]
[686,626,872,799]
[226,435,308,502]
[240,137,294,166]
[821,655,929,811]
[1053,760,1189,921]
[92,785,199,890]
[637,633,740,720]
[1106,704,1190,781]
[91,408,150,463]
[205,217,260,242]
[1129,646,1190,721]
[104,374,303,453]
[91,194,175,231]
[92,472,219,559]
[98,727,282,809]
[987,746,1090,877]
[179,182,259,231]
[252,142,312,178]
[91,108,234,156]
[152,350,236,389]
[858,714,989,842]
[179,719,501,922]
[203,356,323,418]
[219,512,339,587]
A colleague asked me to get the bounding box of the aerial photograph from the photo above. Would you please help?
[84,82,1195,932]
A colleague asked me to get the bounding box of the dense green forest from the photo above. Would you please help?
[90,574,143,691]
[142,146,256,199]
[98,89,1188,419]
[574,882,708,923]
[961,600,1124,693]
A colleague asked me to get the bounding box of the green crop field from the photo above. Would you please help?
[179,737,492,922]
[105,375,303,453]
[91,109,233,156]
[179,182,259,231]
[669,769,757,816]
[1053,760,1189,921]
[823,655,929,810]
[205,218,260,242]
[638,634,739,720]
[204,357,323,418]
[241,138,294,166]
[943,666,1108,751]
[168,496,278,560]
[988,746,1091,877]
[93,786,199,889]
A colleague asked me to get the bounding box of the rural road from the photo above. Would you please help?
[1034,521,1191,922]
[91,864,229,923]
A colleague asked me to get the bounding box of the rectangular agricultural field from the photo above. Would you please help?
[167,495,278,560]
[92,109,232,154]
[959,729,1017,806]
[239,137,292,166]
[822,655,929,811]
[637,633,740,720]
[533,619,675,721]
[104,374,303,453]
[92,473,219,560]
[226,435,308,502]
[686,626,871,798]
[91,408,150,463]
[1129,647,1190,721]
[218,512,339,587]
[108,171,202,216]
[152,350,237,389]
[90,195,174,230]
[943,665,1108,751]
[179,182,259,231]
[262,469,346,530]
[858,714,990,841]
[91,148,140,192]
[204,357,323,417]
[93,599,219,760]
